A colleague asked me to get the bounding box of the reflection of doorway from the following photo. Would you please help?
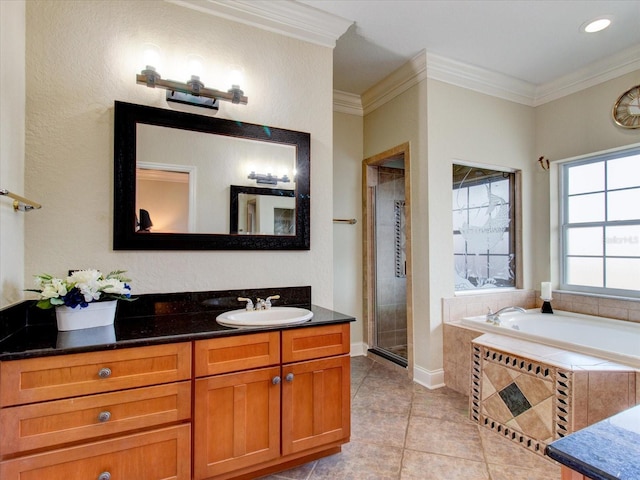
[136,162,196,233]
[363,143,413,373]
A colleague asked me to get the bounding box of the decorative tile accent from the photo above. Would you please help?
[499,382,532,417]
[471,343,565,456]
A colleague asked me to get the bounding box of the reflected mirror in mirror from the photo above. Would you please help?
[113,101,310,250]
[230,185,295,235]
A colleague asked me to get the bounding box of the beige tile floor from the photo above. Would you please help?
[260,355,561,480]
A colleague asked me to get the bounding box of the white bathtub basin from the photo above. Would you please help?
[461,309,640,368]
[216,307,313,328]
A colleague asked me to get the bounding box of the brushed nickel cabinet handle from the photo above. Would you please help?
[272,376,281,385]
[98,411,111,422]
[98,472,111,480]
[98,367,112,378]
[285,373,294,382]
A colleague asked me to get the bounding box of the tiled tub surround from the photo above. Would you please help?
[471,334,638,458]
[442,290,640,460]
[442,289,640,395]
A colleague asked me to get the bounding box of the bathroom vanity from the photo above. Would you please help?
[0,287,353,480]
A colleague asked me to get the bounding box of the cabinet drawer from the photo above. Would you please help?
[194,332,280,377]
[282,324,350,363]
[0,381,191,456]
[0,343,192,407]
[0,424,191,479]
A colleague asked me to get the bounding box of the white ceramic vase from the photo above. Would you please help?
[55,300,117,331]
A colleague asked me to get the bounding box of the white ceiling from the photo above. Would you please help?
[299,0,640,97]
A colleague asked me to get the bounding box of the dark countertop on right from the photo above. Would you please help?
[546,404,640,480]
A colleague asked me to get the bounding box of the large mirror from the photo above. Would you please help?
[114,101,310,250]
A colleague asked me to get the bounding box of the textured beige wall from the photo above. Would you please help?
[534,71,640,286]
[333,111,364,346]
[0,0,26,307]
[424,78,536,374]
[23,1,334,305]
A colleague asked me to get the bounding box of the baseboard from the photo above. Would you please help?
[413,365,445,390]
[350,342,367,357]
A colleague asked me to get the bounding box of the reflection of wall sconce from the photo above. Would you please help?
[138,209,153,232]
[136,47,248,111]
[248,172,290,185]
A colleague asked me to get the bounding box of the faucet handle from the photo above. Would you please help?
[265,295,280,309]
[237,297,254,311]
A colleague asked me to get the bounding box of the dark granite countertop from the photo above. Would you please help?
[0,286,355,361]
[546,404,640,480]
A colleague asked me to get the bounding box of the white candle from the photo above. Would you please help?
[541,282,552,300]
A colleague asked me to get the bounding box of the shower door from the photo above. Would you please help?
[363,143,412,371]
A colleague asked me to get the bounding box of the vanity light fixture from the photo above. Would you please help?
[137,65,248,111]
[248,172,290,186]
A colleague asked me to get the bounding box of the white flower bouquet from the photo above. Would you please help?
[29,269,134,310]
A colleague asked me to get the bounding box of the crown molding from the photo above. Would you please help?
[347,46,640,114]
[361,50,428,115]
[425,52,537,106]
[532,44,640,106]
[333,90,363,116]
[167,0,352,48]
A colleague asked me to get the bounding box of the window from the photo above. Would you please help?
[560,146,640,297]
[453,165,516,291]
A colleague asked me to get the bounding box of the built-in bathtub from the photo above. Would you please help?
[457,309,639,457]
[462,309,640,369]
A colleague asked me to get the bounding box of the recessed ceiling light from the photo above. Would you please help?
[581,17,612,33]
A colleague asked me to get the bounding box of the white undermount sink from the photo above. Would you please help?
[216,307,314,328]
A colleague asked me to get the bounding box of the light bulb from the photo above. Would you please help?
[186,54,204,78]
[228,65,245,89]
[142,43,162,69]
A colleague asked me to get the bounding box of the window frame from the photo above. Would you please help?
[559,145,640,298]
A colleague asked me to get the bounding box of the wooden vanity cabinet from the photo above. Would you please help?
[0,322,351,480]
[0,343,192,479]
[194,324,351,480]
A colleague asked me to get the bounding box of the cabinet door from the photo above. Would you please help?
[0,424,191,480]
[282,354,350,455]
[193,366,281,479]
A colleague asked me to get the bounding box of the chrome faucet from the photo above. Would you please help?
[265,295,280,309]
[238,295,280,311]
[237,297,254,311]
[486,306,526,325]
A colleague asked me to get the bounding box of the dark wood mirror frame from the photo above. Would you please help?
[113,101,310,250]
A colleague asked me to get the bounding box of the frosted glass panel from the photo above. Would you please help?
[567,193,604,223]
[606,225,640,257]
[606,258,640,290]
[453,165,514,291]
[608,154,640,190]
[568,162,603,194]
[608,188,640,221]
[566,257,603,287]
[567,227,602,256]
